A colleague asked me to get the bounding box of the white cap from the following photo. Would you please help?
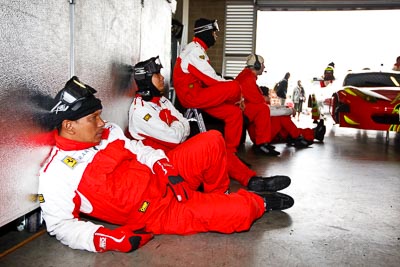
[246,54,264,67]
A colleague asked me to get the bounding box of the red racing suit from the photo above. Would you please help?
[128,96,256,187]
[38,122,264,252]
[269,106,314,142]
[235,68,272,145]
[173,37,243,154]
[236,67,314,144]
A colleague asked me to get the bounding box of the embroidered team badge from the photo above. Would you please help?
[38,194,45,203]
[199,54,205,60]
[143,113,152,121]
[139,201,150,213]
[62,156,78,169]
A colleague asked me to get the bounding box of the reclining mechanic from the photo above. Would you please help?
[38,76,294,253]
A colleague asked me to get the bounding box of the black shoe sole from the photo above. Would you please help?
[294,139,312,148]
[253,146,280,156]
[263,175,291,191]
[260,192,294,211]
[248,175,291,192]
[252,144,275,150]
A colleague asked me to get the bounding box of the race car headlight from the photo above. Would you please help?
[344,88,377,103]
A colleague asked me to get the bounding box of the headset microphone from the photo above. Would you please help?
[253,54,261,71]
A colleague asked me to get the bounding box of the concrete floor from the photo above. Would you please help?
[1,115,400,267]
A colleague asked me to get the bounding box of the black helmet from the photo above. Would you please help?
[194,18,219,34]
[49,76,102,128]
[133,56,163,101]
[194,18,219,48]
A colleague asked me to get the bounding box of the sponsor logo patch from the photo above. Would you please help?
[99,237,107,249]
[139,201,150,213]
[62,156,78,169]
[143,114,152,121]
[38,194,45,203]
[199,55,205,60]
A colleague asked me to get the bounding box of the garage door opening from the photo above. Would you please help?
[255,10,399,91]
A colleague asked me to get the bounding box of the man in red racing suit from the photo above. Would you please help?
[263,89,326,146]
[236,54,326,149]
[38,76,294,253]
[235,54,281,155]
[173,18,243,157]
[129,56,291,193]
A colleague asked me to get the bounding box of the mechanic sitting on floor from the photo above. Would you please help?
[235,54,282,154]
[37,76,294,253]
[260,86,326,146]
[236,54,325,149]
[128,56,291,193]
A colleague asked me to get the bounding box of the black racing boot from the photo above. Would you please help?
[286,136,312,148]
[253,143,280,156]
[257,192,294,211]
[286,136,296,146]
[266,143,275,150]
[294,136,313,148]
[314,120,326,142]
[247,175,291,192]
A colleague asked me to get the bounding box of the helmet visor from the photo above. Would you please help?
[51,78,97,113]
[134,56,163,81]
[194,20,219,34]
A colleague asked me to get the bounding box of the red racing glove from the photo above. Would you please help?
[159,109,178,126]
[153,159,189,202]
[93,226,153,253]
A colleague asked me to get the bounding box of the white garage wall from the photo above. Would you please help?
[0,0,174,227]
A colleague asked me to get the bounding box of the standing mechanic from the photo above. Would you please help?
[173,18,244,164]
[38,76,294,253]
[128,56,291,193]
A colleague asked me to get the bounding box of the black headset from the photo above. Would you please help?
[253,54,261,70]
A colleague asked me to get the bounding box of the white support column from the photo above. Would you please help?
[180,0,189,50]
[69,0,75,78]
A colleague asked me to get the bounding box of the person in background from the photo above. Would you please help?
[310,93,321,124]
[173,18,245,165]
[235,54,281,156]
[392,56,400,71]
[292,80,306,121]
[320,62,335,88]
[37,76,294,253]
[276,72,290,106]
[128,56,291,193]
[323,62,335,81]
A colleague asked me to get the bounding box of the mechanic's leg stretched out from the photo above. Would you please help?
[146,188,265,235]
[168,130,230,194]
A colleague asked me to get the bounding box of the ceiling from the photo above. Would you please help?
[255,0,400,11]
